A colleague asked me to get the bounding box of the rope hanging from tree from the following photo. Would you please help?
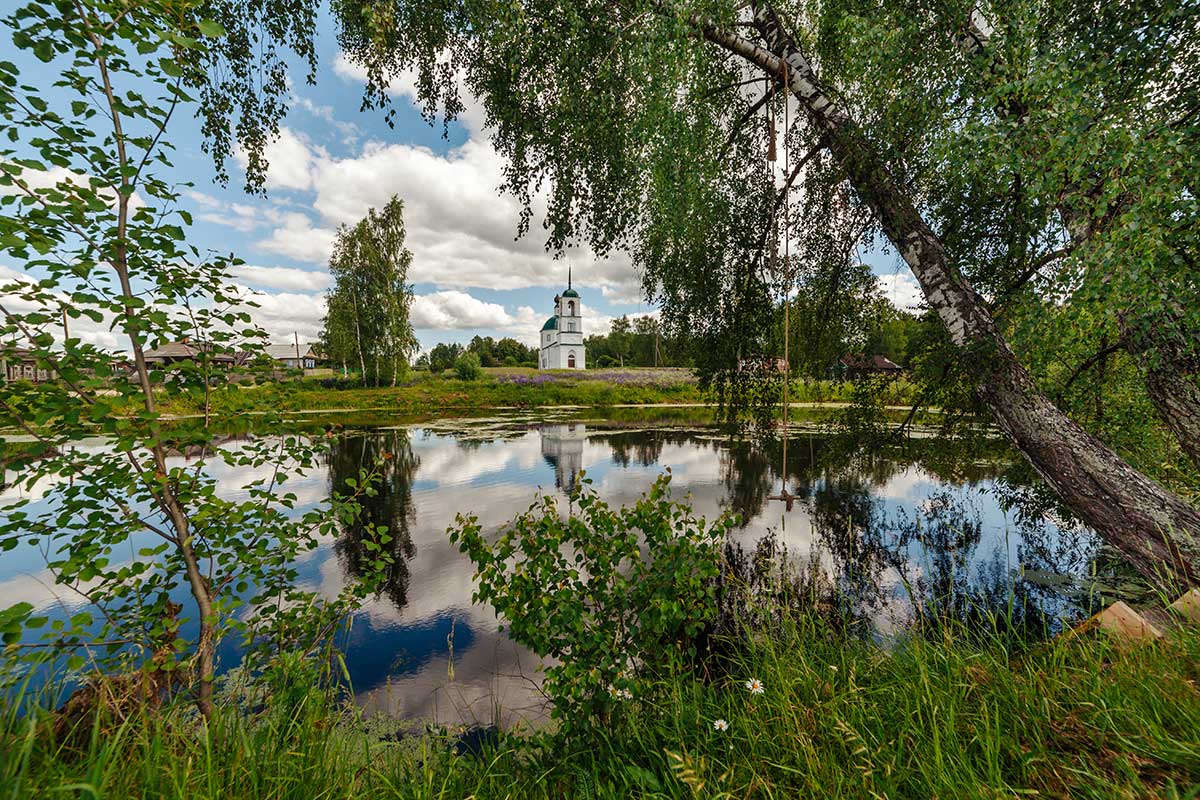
[767,60,796,513]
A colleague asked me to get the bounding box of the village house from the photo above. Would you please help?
[1,348,55,384]
[264,342,319,370]
[834,354,904,379]
[737,356,789,374]
[143,339,236,367]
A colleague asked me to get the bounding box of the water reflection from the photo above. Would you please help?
[1,414,1117,727]
[540,424,585,491]
[328,429,419,609]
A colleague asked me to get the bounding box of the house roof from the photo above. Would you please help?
[542,316,558,331]
[2,347,36,361]
[144,340,235,362]
[263,343,316,360]
[839,354,903,371]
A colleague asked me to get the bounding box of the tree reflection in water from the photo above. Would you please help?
[705,430,1109,637]
[327,429,420,609]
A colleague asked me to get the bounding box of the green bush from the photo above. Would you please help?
[449,472,735,727]
[454,352,483,381]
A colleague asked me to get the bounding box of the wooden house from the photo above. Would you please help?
[263,342,319,370]
[2,348,55,384]
[143,339,236,367]
[834,354,904,379]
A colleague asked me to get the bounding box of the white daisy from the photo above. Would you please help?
[744,678,764,695]
[713,719,729,732]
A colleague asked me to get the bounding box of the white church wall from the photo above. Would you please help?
[538,284,586,371]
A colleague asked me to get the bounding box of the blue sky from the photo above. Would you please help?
[4,8,921,354]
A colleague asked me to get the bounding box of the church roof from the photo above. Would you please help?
[561,287,579,298]
[541,316,558,331]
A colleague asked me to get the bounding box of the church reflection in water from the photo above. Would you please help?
[303,418,1115,728]
[539,423,585,491]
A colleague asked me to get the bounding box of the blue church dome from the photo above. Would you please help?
[541,316,558,331]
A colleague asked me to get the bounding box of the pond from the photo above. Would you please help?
[0,410,1130,728]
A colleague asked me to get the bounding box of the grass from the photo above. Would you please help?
[4,617,1198,799]
[161,367,708,418]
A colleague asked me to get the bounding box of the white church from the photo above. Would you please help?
[538,271,586,370]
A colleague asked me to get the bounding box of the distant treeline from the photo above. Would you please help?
[412,304,946,374]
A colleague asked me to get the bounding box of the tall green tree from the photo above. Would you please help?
[321,196,418,387]
[608,315,633,368]
[332,0,1200,585]
[427,341,464,373]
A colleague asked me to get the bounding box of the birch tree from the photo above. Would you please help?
[321,196,418,387]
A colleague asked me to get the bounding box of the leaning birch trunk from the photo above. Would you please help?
[701,2,1200,587]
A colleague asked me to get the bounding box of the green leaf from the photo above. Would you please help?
[197,20,226,38]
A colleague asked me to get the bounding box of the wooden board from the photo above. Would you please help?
[1080,600,1164,644]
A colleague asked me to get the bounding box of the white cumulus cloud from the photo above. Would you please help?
[235,127,326,192]
[230,264,331,292]
[877,271,925,312]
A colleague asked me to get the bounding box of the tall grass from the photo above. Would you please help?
[4,616,1198,799]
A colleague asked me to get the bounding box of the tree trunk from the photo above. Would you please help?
[351,288,368,387]
[1125,311,1200,471]
[95,38,217,715]
[700,3,1200,587]
[1145,367,1200,470]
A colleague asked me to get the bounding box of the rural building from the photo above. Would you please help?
[264,342,319,370]
[1,348,54,383]
[143,339,236,367]
[834,354,904,379]
[539,271,586,370]
[737,356,789,374]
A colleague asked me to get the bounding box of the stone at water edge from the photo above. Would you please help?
[1168,589,1200,625]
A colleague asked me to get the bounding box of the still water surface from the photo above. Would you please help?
[1,411,1114,727]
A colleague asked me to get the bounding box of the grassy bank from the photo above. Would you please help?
[158,367,920,419]
[161,367,706,418]
[5,618,1198,799]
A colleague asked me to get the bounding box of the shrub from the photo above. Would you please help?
[449,472,735,727]
[454,352,483,381]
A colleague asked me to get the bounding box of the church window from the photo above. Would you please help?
[568,352,576,368]
[567,300,575,315]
